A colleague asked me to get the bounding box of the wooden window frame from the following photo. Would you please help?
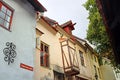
[40,41,49,67]
[0,1,13,31]
[79,50,85,66]
[94,56,97,62]
[98,68,101,79]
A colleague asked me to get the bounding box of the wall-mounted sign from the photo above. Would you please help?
[20,63,33,71]
[3,42,17,65]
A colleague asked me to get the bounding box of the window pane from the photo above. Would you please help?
[0,18,4,25]
[41,43,43,51]
[40,52,44,65]
[0,11,5,19]
[45,46,48,53]
[0,2,13,30]
[4,21,9,29]
[1,5,6,13]
[5,15,10,22]
[7,9,12,16]
[45,55,49,67]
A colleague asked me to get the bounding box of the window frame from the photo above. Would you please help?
[0,1,14,31]
[40,41,50,67]
[98,68,101,79]
[94,55,97,62]
[79,50,85,66]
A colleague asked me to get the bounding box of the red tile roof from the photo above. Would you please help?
[61,20,76,30]
[42,17,58,26]
[41,16,58,32]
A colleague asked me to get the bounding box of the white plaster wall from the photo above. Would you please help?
[0,0,36,80]
[100,65,116,80]
[100,58,119,80]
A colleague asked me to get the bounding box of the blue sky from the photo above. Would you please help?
[39,0,89,39]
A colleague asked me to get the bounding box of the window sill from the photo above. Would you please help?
[0,25,11,32]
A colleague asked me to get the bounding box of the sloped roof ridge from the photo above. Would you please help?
[60,20,72,28]
[73,35,86,42]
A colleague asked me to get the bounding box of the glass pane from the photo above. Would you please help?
[7,9,12,16]
[45,46,48,53]
[0,18,4,25]
[46,56,49,67]
[5,15,10,22]
[4,21,9,29]
[40,52,44,65]
[41,43,43,51]
[1,5,7,13]
[0,11,5,19]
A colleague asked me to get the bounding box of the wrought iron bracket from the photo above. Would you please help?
[3,42,17,65]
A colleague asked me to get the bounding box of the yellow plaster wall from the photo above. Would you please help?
[35,18,100,80]
[75,45,92,80]
[35,19,63,80]
[87,50,102,80]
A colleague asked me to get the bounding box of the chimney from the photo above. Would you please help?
[61,20,76,35]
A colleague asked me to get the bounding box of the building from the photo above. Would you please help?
[35,16,64,80]
[35,16,97,80]
[0,0,46,80]
[85,43,102,80]
[100,57,120,80]
[60,21,93,80]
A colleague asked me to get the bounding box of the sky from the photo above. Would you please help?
[39,0,89,39]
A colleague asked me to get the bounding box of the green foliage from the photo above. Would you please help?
[83,0,111,55]
[83,0,120,70]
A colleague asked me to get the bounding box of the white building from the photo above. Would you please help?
[100,58,120,80]
[0,0,46,80]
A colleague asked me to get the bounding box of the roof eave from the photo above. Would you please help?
[27,0,47,12]
[41,16,58,32]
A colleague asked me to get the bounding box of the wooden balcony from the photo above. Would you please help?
[60,38,80,76]
[64,65,80,76]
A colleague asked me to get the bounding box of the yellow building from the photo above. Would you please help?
[85,43,102,80]
[54,20,94,80]
[35,16,64,80]
[35,16,101,80]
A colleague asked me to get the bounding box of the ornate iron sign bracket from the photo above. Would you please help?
[3,42,17,65]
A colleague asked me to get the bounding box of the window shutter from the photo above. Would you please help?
[36,37,40,49]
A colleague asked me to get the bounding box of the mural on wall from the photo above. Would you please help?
[3,42,17,65]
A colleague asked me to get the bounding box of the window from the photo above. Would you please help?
[91,54,93,60]
[94,56,97,62]
[0,1,13,30]
[40,42,49,67]
[79,50,85,66]
[94,65,97,73]
[98,68,101,79]
[94,65,98,79]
